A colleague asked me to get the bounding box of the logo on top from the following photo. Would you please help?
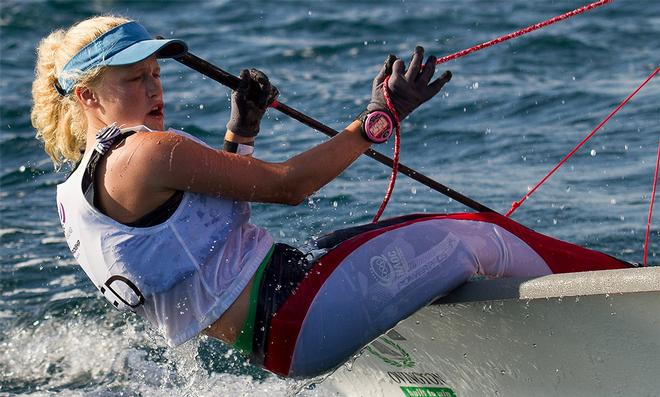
[58,202,66,224]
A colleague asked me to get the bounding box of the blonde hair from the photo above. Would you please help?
[31,15,130,167]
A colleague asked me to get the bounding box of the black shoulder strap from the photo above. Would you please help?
[81,130,137,197]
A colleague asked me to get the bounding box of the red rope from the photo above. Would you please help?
[506,67,659,217]
[372,75,401,222]
[435,0,612,65]
[643,138,660,267]
[370,0,613,221]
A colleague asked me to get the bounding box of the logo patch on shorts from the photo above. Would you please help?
[370,246,408,286]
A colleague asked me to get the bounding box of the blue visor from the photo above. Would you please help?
[56,21,187,94]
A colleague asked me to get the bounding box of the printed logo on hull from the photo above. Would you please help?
[367,335,415,368]
[399,386,457,397]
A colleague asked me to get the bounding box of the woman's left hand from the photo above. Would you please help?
[226,69,279,138]
[368,46,451,121]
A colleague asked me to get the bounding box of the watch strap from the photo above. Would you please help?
[224,140,255,155]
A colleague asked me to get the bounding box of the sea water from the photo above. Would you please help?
[1,1,658,395]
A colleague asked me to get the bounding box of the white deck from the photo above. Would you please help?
[317,267,660,397]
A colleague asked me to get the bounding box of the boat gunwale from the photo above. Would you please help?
[433,266,660,304]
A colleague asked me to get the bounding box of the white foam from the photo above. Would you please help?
[49,288,90,302]
[0,313,325,396]
[40,236,66,245]
[0,228,21,238]
[2,287,50,297]
[13,258,49,269]
[47,274,78,287]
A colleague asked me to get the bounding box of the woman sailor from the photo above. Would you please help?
[32,16,630,378]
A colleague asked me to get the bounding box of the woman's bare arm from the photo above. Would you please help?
[129,120,370,206]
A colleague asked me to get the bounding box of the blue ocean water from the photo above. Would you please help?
[0,0,658,395]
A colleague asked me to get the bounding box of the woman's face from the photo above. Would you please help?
[90,56,165,131]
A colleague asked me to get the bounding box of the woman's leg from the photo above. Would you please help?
[264,214,629,377]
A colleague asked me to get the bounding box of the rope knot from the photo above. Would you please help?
[505,200,523,217]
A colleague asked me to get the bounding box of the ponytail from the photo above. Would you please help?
[31,16,129,167]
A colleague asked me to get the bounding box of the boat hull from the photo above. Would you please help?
[317,267,660,397]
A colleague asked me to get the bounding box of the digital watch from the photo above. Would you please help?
[357,109,394,144]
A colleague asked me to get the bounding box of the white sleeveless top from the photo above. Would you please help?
[56,125,273,346]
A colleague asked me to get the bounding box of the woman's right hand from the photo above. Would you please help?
[367,46,451,121]
[226,69,279,138]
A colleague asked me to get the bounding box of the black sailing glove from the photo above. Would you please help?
[226,68,279,138]
[367,46,452,120]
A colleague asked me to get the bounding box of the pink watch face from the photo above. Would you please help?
[364,111,393,143]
